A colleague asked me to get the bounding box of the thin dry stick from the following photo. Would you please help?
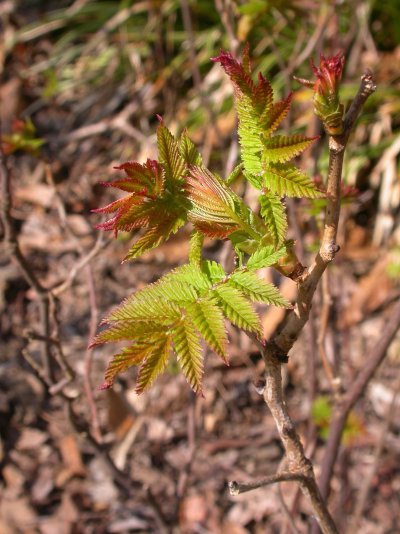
[317,271,336,387]
[0,150,140,501]
[348,378,400,533]
[83,263,103,443]
[214,0,239,57]
[231,71,376,534]
[315,297,400,503]
[45,163,103,439]
[180,0,222,164]
[0,150,53,379]
[229,470,307,495]
[277,483,302,534]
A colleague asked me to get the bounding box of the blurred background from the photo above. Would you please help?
[0,1,399,533]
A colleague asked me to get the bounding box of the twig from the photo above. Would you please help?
[315,297,400,505]
[51,232,108,295]
[83,264,103,443]
[229,470,307,495]
[348,378,400,533]
[277,483,302,534]
[317,271,336,387]
[214,0,239,57]
[180,0,222,164]
[0,150,53,379]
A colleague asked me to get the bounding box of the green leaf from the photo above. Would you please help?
[187,298,228,361]
[259,193,288,245]
[263,163,321,198]
[213,285,261,334]
[189,231,204,266]
[100,342,155,389]
[237,95,263,176]
[229,271,290,308]
[123,215,186,261]
[201,260,226,283]
[91,320,167,346]
[165,263,212,293]
[106,287,181,323]
[157,122,186,182]
[262,135,318,164]
[180,130,202,165]
[136,336,172,394]
[247,245,287,270]
[261,94,292,136]
[226,163,244,185]
[172,317,204,394]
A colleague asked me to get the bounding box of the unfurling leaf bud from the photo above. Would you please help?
[296,53,345,135]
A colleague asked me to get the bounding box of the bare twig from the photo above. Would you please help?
[229,470,307,495]
[348,378,400,533]
[0,150,53,378]
[317,271,336,387]
[83,264,103,443]
[214,0,239,57]
[180,0,222,164]
[315,297,400,504]
[277,483,302,534]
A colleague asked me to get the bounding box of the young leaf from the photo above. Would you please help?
[172,316,204,394]
[213,48,320,201]
[261,93,292,136]
[226,163,244,185]
[228,271,291,308]
[90,320,167,346]
[189,231,204,266]
[105,288,181,323]
[213,285,261,335]
[100,342,155,390]
[262,135,318,164]
[136,336,172,394]
[201,260,226,283]
[187,298,228,361]
[263,163,321,198]
[186,165,241,238]
[157,120,186,183]
[246,245,287,270]
[259,193,288,246]
[123,215,186,261]
[180,130,202,165]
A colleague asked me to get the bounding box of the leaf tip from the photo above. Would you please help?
[98,381,113,391]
